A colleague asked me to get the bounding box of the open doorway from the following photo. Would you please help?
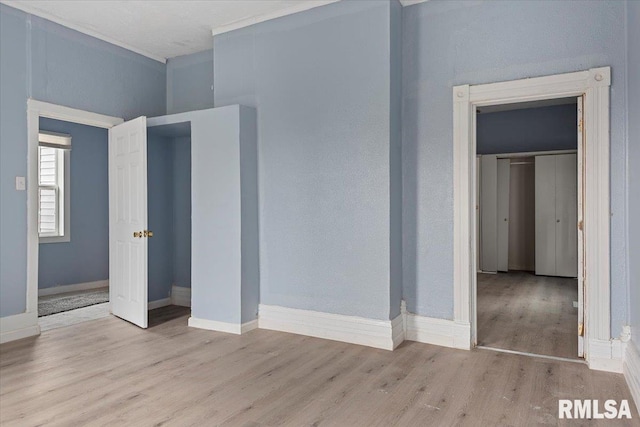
[27,101,194,334]
[145,122,192,326]
[36,118,111,331]
[475,98,582,359]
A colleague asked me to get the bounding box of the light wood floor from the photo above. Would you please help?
[478,272,578,359]
[1,306,636,426]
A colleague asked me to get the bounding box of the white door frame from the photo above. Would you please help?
[452,67,615,370]
[26,99,123,325]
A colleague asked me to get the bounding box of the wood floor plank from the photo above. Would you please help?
[1,305,636,426]
[477,271,578,359]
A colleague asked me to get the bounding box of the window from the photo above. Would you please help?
[38,131,71,242]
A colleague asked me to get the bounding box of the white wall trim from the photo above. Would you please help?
[258,304,402,351]
[24,100,123,332]
[402,301,470,350]
[399,0,429,6]
[148,298,171,310]
[211,1,340,37]
[171,285,191,307]
[588,338,626,373]
[38,280,108,297]
[453,67,612,369]
[28,100,124,129]
[0,312,40,344]
[188,316,256,335]
[624,342,640,413]
[241,319,259,334]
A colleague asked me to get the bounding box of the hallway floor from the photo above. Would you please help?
[477,271,578,359]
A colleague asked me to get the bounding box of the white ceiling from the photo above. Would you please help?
[3,0,429,63]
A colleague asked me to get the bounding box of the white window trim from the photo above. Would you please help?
[39,146,71,243]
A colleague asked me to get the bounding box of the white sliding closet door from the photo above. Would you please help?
[496,158,510,272]
[555,154,578,277]
[480,155,498,272]
[535,154,577,278]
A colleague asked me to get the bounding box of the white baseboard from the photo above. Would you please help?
[258,304,402,351]
[171,285,191,307]
[0,312,40,344]
[148,298,171,310]
[624,341,640,412]
[188,316,257,335]
[38,280,108,297]
[241,319,259,334]
[588,338,626,373]
[402,303,470,350]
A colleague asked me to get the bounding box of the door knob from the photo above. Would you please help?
[144,230,153,238]
[133,231,143,238]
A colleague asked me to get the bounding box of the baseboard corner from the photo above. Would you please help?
[624,341,640,413]
[0,312,40,344]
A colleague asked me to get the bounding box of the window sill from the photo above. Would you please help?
[39,234,71,244]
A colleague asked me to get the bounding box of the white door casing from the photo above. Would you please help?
[576,96,585,357]
[109,117,148,328]
[453,67,612,370]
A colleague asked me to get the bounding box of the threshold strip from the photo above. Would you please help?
[477,346,586,364]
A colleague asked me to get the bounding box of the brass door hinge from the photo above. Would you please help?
[578,323,584,337]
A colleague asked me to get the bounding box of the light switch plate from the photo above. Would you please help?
[15,176,26,191]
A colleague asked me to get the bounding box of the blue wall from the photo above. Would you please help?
[0,5,29,317]
[172,137,192,288]
[0,4,166,317]
[477,104,577,155]
[627,0,640,351]
[147,135,174,302]
[167,50,214,115]
[402,0,628,334]
[214,0,396,320]
[38,118,109,289]
[147,134,192,302]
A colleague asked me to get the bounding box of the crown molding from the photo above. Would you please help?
[399,0,430,6]
[1,1,167,63]
[211,0,340,37]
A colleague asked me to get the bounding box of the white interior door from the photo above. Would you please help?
[496,158,510,272]
[109,116,148,328]
[576,96,584,357]
[480,155,498,272]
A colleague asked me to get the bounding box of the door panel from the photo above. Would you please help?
[497,158,510,272]
[480,155,498,272]
[535,155,556,276]
[555,154,578,277]
[109,116,148,328]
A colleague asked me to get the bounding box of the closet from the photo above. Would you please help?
[478,152,577,278]
[108,105,259,329]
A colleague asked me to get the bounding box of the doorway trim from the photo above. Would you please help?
[452,67,615,371]
[25,99,123,328]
